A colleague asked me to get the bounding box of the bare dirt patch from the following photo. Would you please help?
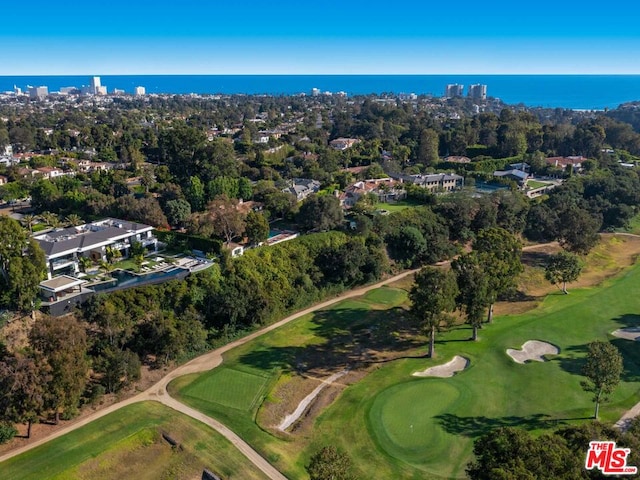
[412,355,469,377]
[277,369,349,431]
[506,340,559,364]
[612,328,640,341]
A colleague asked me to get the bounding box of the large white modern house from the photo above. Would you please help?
[34,218,157,280]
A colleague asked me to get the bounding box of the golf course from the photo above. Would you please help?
[171,235,640,479]
[2,235,640,479]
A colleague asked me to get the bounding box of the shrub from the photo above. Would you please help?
[0,422,17,444]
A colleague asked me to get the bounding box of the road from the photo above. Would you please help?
[0,268,420,479]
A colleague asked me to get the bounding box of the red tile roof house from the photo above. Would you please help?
[546,156,587,172]
[35,166,65,180]
[339,178,406,208]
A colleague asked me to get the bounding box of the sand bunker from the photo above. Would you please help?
[612,327,640,341]
[507,340,559,364]
[278,369,349,432]
[412,355,469,378]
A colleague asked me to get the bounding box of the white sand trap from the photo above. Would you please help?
[507,340,559,364]
[612,327,640,341]
[278,369,349,432]
[412,355,469,378]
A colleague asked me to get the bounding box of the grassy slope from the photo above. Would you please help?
[1,402,268,480]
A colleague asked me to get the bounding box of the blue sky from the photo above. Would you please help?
[2,0,639,74]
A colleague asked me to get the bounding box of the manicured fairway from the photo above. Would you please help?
[1,402,268,480]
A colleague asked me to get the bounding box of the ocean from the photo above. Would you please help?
[1,75,639,110]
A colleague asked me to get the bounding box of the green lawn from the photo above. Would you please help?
[1,402,268,480]
[376,199,425,212]
[526,180,550,189]
[180,367,272,411]
[174,257,640,479]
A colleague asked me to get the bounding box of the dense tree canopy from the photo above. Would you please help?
[0,217,46,312]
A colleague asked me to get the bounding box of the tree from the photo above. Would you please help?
[29,316,89,423]
[20,214,39,233]
[385,226,427,268]
[409,267,459,358]
[467,427,579,480]
[545,251,584,294]
[164,198,191,229]
[417,128,440,166]
[556,206,601,254]
[296,194,344,232]
[185,176,205,212]
[78,256,92,273]
[105,245,122,264]
[94,348,141,394]
[0,353,50,438]
[64,214,84,227]
[306,446,356,480]
[452,253,490,341]
[245,211,269,245]
[203,195,246,245]
[0,217,47,312]
[40,211,62,229]
[473,227,523,323]
[581,341,623,419]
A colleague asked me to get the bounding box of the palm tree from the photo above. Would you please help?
[99,260,114,276]
[20,214,39,233]
[40,211,62,229]
[65,214,84,227]
[78,256,93,273]
[105,246,122,264]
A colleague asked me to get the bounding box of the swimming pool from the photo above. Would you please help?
[90,267,188,292]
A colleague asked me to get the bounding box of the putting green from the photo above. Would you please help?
[362,287,408,306]
[369,381,462,462]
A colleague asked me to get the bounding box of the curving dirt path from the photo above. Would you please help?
[0,268,420,479]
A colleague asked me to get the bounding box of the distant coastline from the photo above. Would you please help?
[1,74,639,110]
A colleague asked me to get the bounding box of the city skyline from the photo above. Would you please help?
[2,1,640,75]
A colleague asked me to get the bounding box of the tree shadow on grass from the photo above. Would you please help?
[434,413,577,438]
[236,307,423,375]
[609,315,640,383]
[552,344,588,376]
[521,250,554,268]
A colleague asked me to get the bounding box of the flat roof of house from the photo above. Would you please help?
[40,275,85,292]
[34,218,153,256]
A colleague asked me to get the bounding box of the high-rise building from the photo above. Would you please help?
[134,86,146,96]
[468,84,487,101]
[445,84,464,98]
[90,76,101,94]
[28,86,48,100]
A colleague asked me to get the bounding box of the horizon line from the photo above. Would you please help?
[2,73,640,77]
